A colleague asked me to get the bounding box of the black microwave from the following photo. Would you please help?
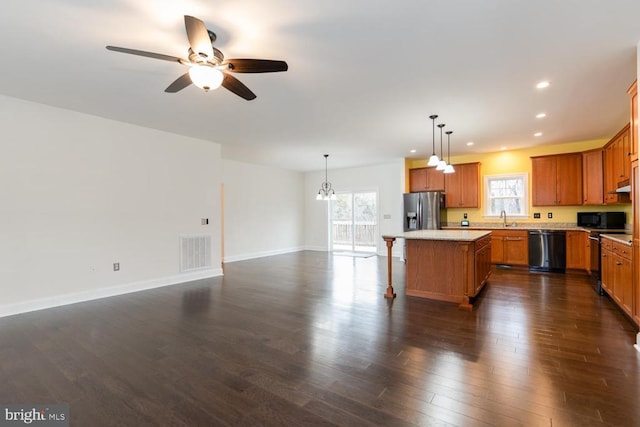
[577,211,625,229]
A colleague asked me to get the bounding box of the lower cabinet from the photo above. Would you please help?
[601,236,633,318]
[474,235,492,295]
[566,230,589,270]
[490,230,528,266]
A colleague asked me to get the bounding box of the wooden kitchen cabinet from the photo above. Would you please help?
[444,162,480,208]
[628,80,637,162]
[474,235,492,296]
[631,83,640,327]
[404,233,491,309]
[632,159,640,327]
[582,149,604,205]
[604,123,631,204]
[491,229,528,266]
[566,230,589,270]
[601,238,613,295]
[531,153,583,206]
[601,235,633,319]
[409,167,445,192]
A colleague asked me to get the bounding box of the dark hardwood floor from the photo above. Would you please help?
[1,252,639,426]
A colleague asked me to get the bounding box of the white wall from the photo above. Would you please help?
[222,160,305,261]
[304,159,405,256]
[0,94,406,317]
[0,95,222,316]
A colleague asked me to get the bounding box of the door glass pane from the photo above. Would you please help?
[354,192,376,252]
[331,191,377,253]
[331,193,353,251]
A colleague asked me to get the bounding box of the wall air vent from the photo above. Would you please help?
[179,234,212,272]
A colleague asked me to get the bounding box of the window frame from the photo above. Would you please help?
[483,173,529,218]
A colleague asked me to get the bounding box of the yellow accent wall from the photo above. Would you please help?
[406,139,633,226]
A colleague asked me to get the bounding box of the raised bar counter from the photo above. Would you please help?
[382,230,492,309]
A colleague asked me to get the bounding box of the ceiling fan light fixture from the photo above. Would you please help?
[188,65,223,91]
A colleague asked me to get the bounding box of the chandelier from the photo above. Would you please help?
[316,154,336,201]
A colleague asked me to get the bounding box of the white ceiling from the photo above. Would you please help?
[2,1,640,172]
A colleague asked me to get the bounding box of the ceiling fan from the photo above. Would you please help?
[106,15,288,100]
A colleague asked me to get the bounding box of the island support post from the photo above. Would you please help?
[383,236,397,298]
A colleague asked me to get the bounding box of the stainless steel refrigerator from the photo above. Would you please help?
[403,192,447,231]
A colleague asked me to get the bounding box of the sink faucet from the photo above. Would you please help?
[500,210,507,227]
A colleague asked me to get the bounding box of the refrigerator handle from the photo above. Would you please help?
[417,197,422,229]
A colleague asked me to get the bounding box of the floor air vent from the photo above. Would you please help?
[180,234,212,272]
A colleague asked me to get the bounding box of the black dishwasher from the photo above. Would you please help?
[528,230,566,273]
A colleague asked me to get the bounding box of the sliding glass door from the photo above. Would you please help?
[331,191,377,253]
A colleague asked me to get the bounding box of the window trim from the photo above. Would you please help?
[483,173,529,218]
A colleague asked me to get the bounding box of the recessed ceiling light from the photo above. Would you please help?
[466,141,474,146]
[536,81,550,89]
[410,149,416,153]
[536,112,547,119]
[501,146,507,151]
[534,132,543,137]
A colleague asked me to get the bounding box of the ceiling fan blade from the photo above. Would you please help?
[222,59,288,73]
[221,73,256,100]
[106,46,184,63]
[184,15,214,60]
[165,73,193,93]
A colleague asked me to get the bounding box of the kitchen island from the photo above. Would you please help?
[382,230,492,309]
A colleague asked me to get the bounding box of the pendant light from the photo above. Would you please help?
[436,123,447,170]
[427,115,439,166]
[444,131,455,174]
[316,154,336,201]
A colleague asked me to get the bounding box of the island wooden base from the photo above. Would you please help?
[405,237,491,309]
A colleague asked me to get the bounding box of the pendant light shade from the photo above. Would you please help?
[427,114,439,166]
[444,130,455,174]
[436,123,447,170]
[316,154,336,201]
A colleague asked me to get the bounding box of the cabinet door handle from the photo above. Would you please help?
[616,261,623,266]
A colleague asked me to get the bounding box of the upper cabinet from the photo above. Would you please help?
[409,167,445,192]
[604,123,631,204]
[531,153,583,206]
[582,148,604,205]
[444,162,480,208]
[628,80,637,162]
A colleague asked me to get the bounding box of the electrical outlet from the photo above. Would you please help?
[463,213,468,219]
[547,212,553,219]
[113,262,120,271]
[201,218,209,225]
[533,213,540,219]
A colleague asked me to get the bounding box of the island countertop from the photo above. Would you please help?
[383,229,492,242]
